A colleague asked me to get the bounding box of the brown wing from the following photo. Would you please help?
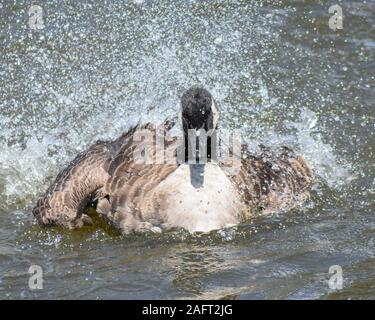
[223,145,313,216]
[32,119,156,229]
[33,117,178,230]
[32,140,114,228]
[96,119,179,233]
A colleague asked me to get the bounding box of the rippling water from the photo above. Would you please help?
[0,0,374,299]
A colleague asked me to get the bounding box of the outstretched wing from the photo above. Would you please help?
[32,140,114,228]
[32,120,150,229]
[224,145,313,216]
[33,117,178,230]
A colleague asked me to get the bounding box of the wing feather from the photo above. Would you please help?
[33,118,179,229]
[97,119,179,231]
[33,140,114,228]
[224,145,313,216]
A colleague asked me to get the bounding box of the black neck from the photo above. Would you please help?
[184,130,217,164]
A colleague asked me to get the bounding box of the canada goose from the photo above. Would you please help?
[33,87,313,233]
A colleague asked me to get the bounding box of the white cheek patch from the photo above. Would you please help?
[211,101,220,128]
[178,109,183,129]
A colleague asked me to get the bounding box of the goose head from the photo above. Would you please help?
[180,86,219,134]
[179,87,219,164]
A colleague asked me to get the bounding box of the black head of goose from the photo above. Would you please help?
[33,87,313,233]
[179,86,218,164]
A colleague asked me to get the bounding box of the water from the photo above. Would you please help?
[0,0,374,299]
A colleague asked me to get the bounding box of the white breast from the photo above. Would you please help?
[144,163,245,233]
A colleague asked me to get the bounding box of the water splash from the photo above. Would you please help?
[282,108,355,188]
